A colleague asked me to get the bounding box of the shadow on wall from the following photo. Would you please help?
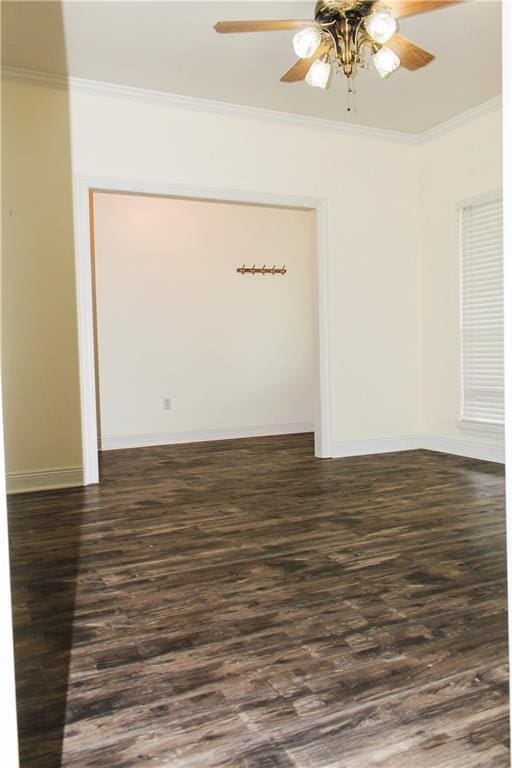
[2,2,83,766]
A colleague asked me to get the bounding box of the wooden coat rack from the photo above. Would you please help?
[236,265,287,276]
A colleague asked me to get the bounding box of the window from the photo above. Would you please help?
[460,193,504,426]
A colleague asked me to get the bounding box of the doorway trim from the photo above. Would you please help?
[73,175,332,485]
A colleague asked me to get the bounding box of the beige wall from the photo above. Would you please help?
[92,192,316,445]
[419,109,503,448]
[1,82,82,475]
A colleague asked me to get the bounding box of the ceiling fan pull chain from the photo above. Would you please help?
[346,76,355,113]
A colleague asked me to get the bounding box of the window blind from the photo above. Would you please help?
[460,196,504,425]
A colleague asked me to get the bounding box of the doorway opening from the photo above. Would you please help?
[74,178,331,484]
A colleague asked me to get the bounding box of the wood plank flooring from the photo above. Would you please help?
[8,434,509,768]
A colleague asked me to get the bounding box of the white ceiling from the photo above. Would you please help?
[1,0,502,134]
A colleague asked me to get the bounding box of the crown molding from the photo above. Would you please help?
[1,66,416,143]
[0,66,416,143]
[1,66,502,145]
[418,95,502,142]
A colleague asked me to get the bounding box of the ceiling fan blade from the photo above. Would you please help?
[214,20,314,34]
[280,43,330,83]
[387,33,435,70]
[385,0,463,19]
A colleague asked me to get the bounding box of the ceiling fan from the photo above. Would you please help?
[214,1,463,106]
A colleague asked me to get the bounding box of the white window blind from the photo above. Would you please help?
[460,195,504,425]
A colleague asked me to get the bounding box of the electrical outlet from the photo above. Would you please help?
[163,398,172,411]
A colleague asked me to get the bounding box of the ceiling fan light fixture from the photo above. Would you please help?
[305,58,332,89]
[364,8,398,44]
[215,0,443,100]
[372,46,401,78]
[292,26,322,59]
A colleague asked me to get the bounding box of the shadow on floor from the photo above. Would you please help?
[8,485,94,768]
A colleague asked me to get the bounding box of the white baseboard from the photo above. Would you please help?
[100,422,315,451]
[330,433,505,464]
[330,435,423,458]
[421,434,505,464]
[7,430,504,494]
[6,466,83,495]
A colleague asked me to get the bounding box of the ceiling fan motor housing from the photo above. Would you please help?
[314,0,375,23]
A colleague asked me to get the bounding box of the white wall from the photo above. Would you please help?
[419,109,504,456]
[73,87,422,448]
[502,0,512,742]
[2,74,505,478]
[2,78,422,479]
[92,192,315,447]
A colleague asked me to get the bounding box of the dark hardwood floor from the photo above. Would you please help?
[8,434,509,768]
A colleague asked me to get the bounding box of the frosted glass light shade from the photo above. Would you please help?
[293,27,322,59]
[365,9,398,44]
[305,59,331,89]
[372,46,400,78]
